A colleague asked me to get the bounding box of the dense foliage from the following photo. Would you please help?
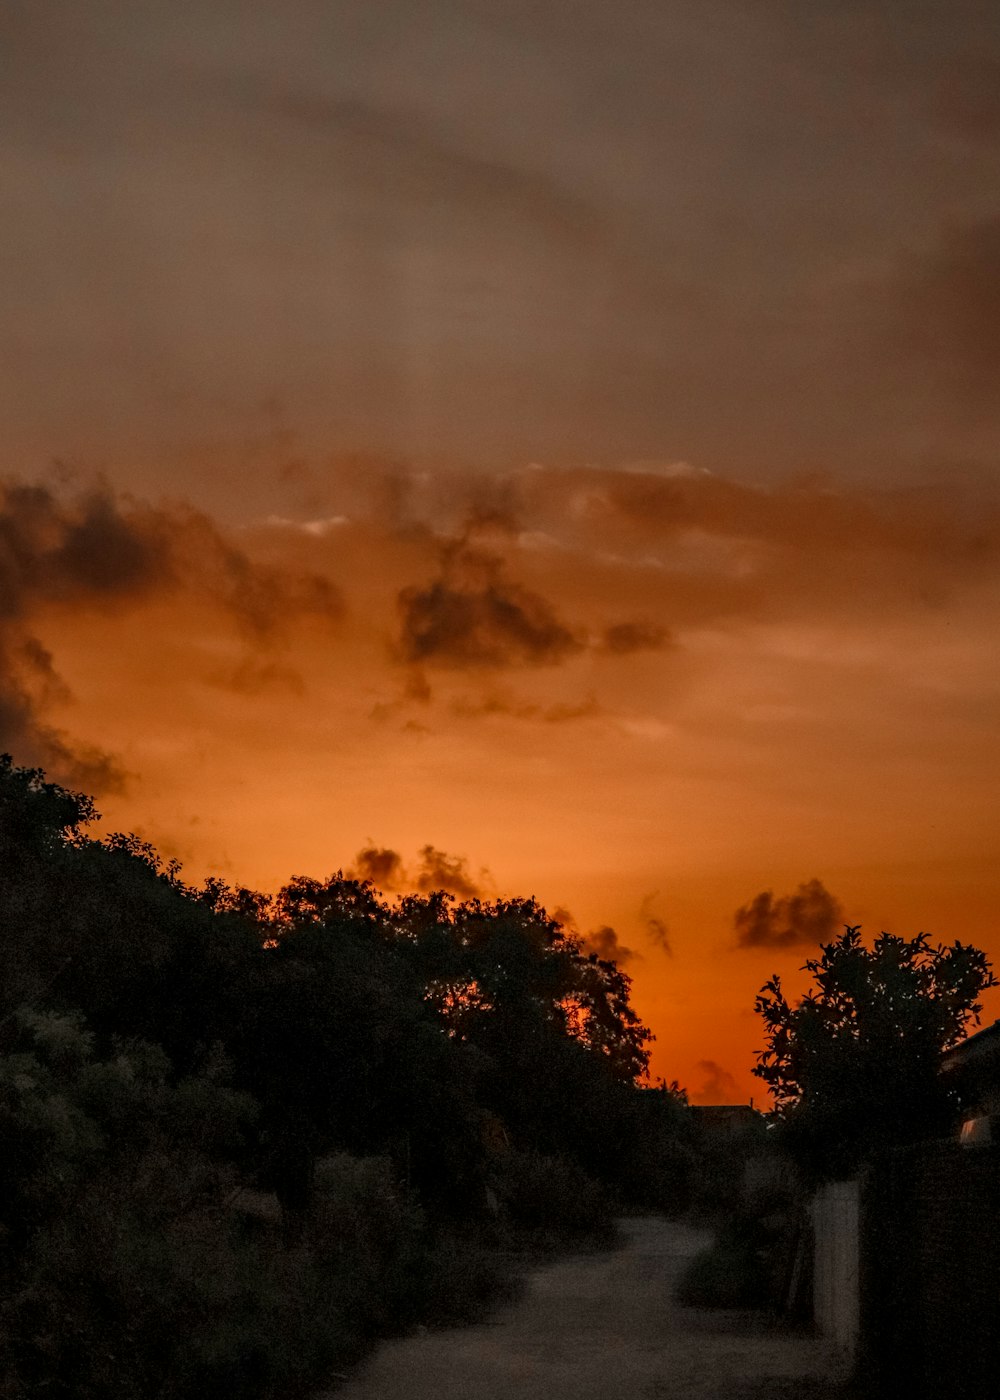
[0,755,691,1398]
[753,924,997,1179]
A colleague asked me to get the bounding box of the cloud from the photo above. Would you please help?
[692,1059,740,1106]
[0,481,174,788]
[553,905,637,967]
[0,478,343,790]
[348,455,1000,734]
[351,845,407,891]
[541,698,604,723]
[581,924,637,966]
[600,620,671,654]
[734,878,843,950]
[451,691,603,724]
[397,533,582,670]
[506,457,1000,573]
[206,658,306,697]
[348,842,487,900]
[0,481,171,619]
[178,512,342,640]
[0,642,129,793]
[639,892,672,957]
[412,844,485,900]
[645,916,672,957]
[236,83,606,252]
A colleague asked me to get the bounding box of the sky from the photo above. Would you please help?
[3,1,1000,1101]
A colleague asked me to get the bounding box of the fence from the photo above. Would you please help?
[858,1140,1000,1397]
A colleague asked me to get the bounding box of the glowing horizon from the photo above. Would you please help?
[6,460,1000,1103]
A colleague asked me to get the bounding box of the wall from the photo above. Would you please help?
[811,1178,860,1357]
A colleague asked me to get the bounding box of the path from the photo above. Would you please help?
[324,1217,850,1400]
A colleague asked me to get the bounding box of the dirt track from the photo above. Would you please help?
[325,1217,849,1399]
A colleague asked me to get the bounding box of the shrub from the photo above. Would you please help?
[309,1154,522,1330]
[412,1229,522,1326]
[492,1148,618,1248]
[4,1186,357,1400]
[308,1153,426,1331]
[675,1213,772,1309]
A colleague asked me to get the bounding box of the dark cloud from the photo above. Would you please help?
[0,479,342,791]
[0,482,171,619]
[351,845,407,890]
[552,906,638,968]
[18,637,71,707]
[397,535,582,670]
[639,892,672,957]
[394,506,677,684]
[349,842,487,900]
[734,878,843,950]
[0,641,128,794]
[0,482,172,788]
[581,924,637,966]
[646,916,672,957]
[601,620,671,655]
[693,1059,740,1107]
[412,844,485,900]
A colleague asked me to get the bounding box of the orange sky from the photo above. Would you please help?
[3,3,1000,1101]
[6,461,1000,1102]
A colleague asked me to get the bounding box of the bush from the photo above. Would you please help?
[675,1213,772,1309]
[309,1154,523,1333]
[4,1188,358,1400]
[413,1229,522,1326]
[492,1148,618,1248]
[308,1153,426,1331]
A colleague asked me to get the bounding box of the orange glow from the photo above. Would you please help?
[426,979,496,1039]
[559,995,591,1042]
[4,463,998,1105]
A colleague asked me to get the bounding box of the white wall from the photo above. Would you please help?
[811,1179,860,1357]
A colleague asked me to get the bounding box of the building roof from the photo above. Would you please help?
[690,1104,759,1119]
[941,1018,1000,1074]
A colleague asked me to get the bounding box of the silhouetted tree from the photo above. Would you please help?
[753,925,997,1179]
[0,751,691,1398]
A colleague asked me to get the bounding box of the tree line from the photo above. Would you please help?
[0,755,691,1399]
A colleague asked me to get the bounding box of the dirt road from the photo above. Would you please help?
[325,1217,849,1399]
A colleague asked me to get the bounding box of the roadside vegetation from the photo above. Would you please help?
[0,756,692,1400]
[676,924,996,1315]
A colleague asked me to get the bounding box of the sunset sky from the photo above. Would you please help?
[3,1,1000,1101]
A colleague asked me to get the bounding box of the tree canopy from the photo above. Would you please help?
[0,751,694,1398]
[753,924,998,1179]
